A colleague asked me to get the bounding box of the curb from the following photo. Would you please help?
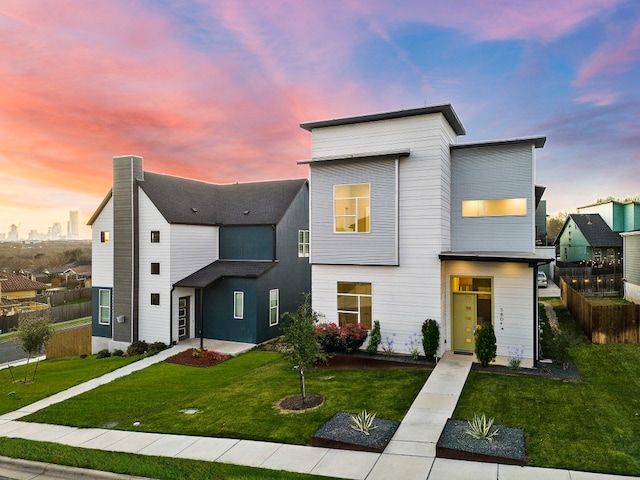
[0,456,155,480]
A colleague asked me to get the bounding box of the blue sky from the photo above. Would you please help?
[0,0,638,239]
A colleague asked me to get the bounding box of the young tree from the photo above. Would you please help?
[280,295,324,404]
[14,313,54,382]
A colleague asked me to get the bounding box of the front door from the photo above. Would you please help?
[453,293,477,351]
[178,296,190,341]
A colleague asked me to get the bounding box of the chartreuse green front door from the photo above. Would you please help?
[453,293,476,352]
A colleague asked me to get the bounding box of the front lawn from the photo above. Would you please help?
[454,344,640,476]
[23,351,428,445]
[0,355,140,415]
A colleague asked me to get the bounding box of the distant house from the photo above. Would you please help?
[621,231,640,304]
[555,214,622,264]
[88,156,310,353]
[299,104,552,368]
[45,261,92,288]
[578,200,640,232]
[0,272,49,300]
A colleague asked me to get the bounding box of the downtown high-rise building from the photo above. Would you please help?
[67,210,79,240]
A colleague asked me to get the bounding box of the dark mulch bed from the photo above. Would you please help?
[312,411,400,453]
[316,352,434,370]
[164,349,231,368]
[277,394,324,411]
[437,419,526,465]
[472,358,582,381]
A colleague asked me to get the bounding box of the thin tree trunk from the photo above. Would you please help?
[300,368,306,404]
[23,354,31,382]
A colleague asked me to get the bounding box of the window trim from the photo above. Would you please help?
[298,230,310,257]
[462,198,527,217]
[151,293,160,305]
[150,230,160,243]
[269,289,279,326]
[100,231,110,243]
[334,183,371,233]
[98,289,111,325]
[337,281,372,328]
[234,291,244,319]
[150,262,160,275]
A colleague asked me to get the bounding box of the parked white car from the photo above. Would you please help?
[537,271,548,288]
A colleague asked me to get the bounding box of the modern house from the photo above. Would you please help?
[299,105,552,367]
[88,156,309,353]
[621,231,640,304]
[555,214,622,264]
[578,200,640,232]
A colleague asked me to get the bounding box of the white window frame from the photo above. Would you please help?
[98,289,111,325]
[269,289,279,326]
[150,262,160,275]
[151,293,160,305]
[100,231,110,243]
[151,230,160,243]
[234,291,244,319]
[298,230,310,257]
[337,282,372,328]
[334,183,371,233]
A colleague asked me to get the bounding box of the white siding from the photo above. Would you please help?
[169,224,219,283]
[578,203,613,230]
[309,113,458,354]
[451,144,535,252]
[443,261,535,367]
[91,198,113,287]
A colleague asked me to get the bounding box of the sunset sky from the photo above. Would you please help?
[1,0,639,240]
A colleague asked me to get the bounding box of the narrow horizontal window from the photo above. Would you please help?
[462,198,527,217]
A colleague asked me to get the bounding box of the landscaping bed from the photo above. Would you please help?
[164,349,230,368]
[311,411,399,453]
[436,419,526,465]
[316,352,433,370]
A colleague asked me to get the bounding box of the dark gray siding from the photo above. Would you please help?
[112,156,143,342]
[219,226,275,260]
[203,278,257,343]
[310,159,398,265]
[451,144,534,252]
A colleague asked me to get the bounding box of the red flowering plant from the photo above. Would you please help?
[315,322,369,353]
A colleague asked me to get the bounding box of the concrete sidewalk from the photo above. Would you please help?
[0,345,636,480]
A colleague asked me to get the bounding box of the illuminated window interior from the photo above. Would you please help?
[462,198,527,217]
[334,184,370,233]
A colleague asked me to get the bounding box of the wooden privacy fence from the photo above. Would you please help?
[46,325,91,359]
[0,302,91,334]
[561,278,640,343]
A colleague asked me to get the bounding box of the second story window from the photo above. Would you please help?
[298,230,310,257]
[151,231,160,243]
[100,231,110,243]
[462,198,527,217]
[151,293,160,305]
[151,263,160,275]
[334,184,370,233]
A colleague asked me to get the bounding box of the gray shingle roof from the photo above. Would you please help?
[174,260,276,288]
[138,173,306,226]
[568,214,622,247]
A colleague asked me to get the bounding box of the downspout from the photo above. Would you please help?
[272,224,277,261]
[199,287,204,350]
[533,264,539,368]
[170,285,175,345]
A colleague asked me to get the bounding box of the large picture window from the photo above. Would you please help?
[462,198,527,217]
[269,289,279,326]
[337,282,372,328]
[98,289,111,325]
[334,184,370,233]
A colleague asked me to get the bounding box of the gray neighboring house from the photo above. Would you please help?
[622,231,640,304]
[89,155,310,353]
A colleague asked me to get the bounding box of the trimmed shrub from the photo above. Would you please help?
[421,319,440,361]
[147,342,168,356]
[315,322,369,353]
[127,340,148,356]
[111,349,124,357]
[96,349,111,359]
[475,322,497,367]
[367,320,382,355]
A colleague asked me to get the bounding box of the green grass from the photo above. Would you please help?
[454,343,640,476]
[0,438,342,480]
[24,351,429,445]
[0,355,139,415]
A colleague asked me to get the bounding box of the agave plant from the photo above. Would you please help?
[466,413,500,442]
[350,410,378,435]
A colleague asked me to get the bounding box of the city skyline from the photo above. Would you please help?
[1,1,638,237]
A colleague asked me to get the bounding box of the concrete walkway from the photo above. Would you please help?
[0,345,636,480]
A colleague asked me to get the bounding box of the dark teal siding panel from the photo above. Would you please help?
[203,279,257,343]
[219,226,274,260]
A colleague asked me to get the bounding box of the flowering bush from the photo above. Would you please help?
[315,322,369,353]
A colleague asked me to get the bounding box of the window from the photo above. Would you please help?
[298,230,310,257]
[269,289,279,326]
[151,231,160,243]
[234,291,244,319]
[337,282,372,328]
[150,262,160,275]
[98,289,111,325]
[334,184,370,233]
[100,231,110,243]
[462,198,527,217]
[151,293,160,305]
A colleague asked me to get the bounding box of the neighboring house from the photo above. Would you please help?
[555,214,622,264]
[88,156,309,353]
[578,200,640,232]
[45,261,92,288]
[0,272,49,300]
[621,231,640,304]
[299,105,552,368]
